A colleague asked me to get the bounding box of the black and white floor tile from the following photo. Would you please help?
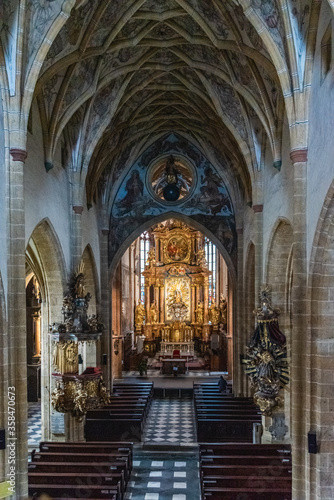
[143,397,196,446]
[126,453,200,500]
[28,402,42,445]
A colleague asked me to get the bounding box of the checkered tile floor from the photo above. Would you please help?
[143,396,196,446]
[28,402,42,445]
[126,453,200,500]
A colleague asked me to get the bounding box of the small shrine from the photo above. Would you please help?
[50,264,109,419]
[135,220,226,358]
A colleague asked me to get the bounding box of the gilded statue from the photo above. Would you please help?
[168,290,188,322]
[219,293,227,325]
[209,303,220,325]
[150,302,159,324]
[196,249,207,268]
[195,300,204,324]
[135,300,145,326]
[53,341,78,374]
[146,248,156,268]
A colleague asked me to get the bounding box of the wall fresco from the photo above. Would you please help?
[109,133,237,266]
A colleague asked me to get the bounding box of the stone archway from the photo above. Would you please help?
[0,271,8,483]
[26,218,67,440]
[309,182,334,499]
[81,244,100,316]
[265,219,293,442]
[243,242,255,396]
[109,215,236,381]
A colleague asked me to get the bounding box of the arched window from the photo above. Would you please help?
[205,236,216,306]
[140,232,150,303]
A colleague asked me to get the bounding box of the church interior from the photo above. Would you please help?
[0,1,334,499]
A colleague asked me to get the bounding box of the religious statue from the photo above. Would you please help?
[168,290,188,322]
[243,286,289,416]
[150,302,159,324]
[146,248,156,268]
[53,341,78,374]
[196,249,207,268]
[209,303,220,325]
[135,300,145,327]
[195,300,204,324]
[219,293,227,325]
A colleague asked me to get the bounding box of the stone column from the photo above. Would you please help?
[8,148,28,498]
[234,227,244,395]
[252,204,264,296]
[71,205,83,271]
[32,311,41,357]
[100,229,111,390]
[290,149,308,499]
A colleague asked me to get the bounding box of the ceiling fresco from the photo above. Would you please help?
[0,0,322,258]
[29,0,296,198]
[109,133,237,267]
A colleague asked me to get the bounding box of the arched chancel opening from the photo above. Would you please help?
[110,217,235,385]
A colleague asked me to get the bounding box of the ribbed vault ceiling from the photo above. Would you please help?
[33,0,292,209]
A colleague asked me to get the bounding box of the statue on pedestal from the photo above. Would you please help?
[168,290,188,323]
[150,302,159,324]
[219,293,227,325]
[135,300,145,327]
[195,300,204,324]
[146,248,156,268]
[209,303,220,325]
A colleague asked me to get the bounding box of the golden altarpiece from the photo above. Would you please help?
[135,221,223,356]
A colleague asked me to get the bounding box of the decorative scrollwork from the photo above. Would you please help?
[243,286,289,416]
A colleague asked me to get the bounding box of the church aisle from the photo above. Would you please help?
[143,395,196,445]
[28,402,42,446]
[126,451,200,500]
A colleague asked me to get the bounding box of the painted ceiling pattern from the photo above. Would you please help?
[0,0,326,213]
[109,133,237,266]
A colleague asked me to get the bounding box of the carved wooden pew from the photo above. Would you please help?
[29,483,120,499]
[85,383,153,442]
[199,443,292,500]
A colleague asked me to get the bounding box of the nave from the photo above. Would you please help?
[27,374,292,500]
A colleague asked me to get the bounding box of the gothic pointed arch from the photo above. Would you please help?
[81,244,100,315]
[308,180,334,499]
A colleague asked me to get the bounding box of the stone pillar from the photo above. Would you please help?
[71,205,83,271]
[290,149,308,499]
[8,148,28,498]
[234,227,244,395]
[100,229,111,390]
[252,204,263,295]
[32,311,41,357]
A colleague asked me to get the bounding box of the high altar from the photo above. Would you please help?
[135,220,221,356]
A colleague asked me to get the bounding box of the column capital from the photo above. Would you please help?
[101,229,109,236]
[290,148,308,164]
[72,205,83,214]
[10,148,27,162]
[236,227,244,235]
[253,204,263,213]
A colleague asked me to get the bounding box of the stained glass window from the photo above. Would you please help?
[140,232,150,303]
[205,236,216,307]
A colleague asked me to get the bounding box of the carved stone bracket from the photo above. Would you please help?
[10,148,28,163]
